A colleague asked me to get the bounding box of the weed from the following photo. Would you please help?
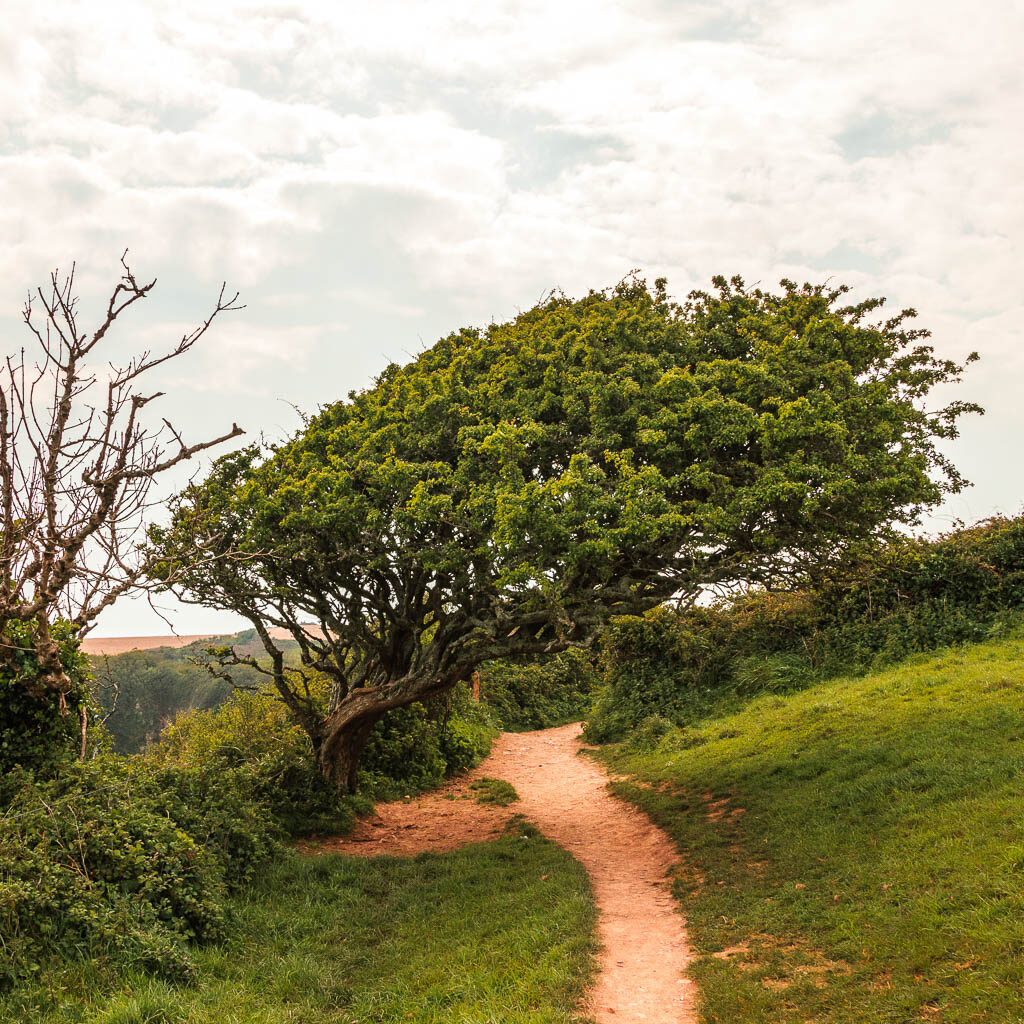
[470,776,520,806]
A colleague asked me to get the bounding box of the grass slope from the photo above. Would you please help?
[595,627,1024,1024]
[2,823,596,1024]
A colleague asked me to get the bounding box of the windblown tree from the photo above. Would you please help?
[153,275,980,793]
[0,255,243,768]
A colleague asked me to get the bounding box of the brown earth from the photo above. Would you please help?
[306,723,698,1023]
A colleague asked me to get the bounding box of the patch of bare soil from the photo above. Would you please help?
[298,772,514,856]
[307,722,698,1023]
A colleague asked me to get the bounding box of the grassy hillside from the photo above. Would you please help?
[594,627,1024,1023]
[1,822,596,1024]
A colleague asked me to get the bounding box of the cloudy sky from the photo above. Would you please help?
[2,0,1022,636]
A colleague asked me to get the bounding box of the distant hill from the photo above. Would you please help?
[82,626,313,656]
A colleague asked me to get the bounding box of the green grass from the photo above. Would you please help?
[594,628,1024,1024]
[470,776,520,806]
[2,823,596,1024]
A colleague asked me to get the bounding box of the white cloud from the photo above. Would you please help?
[2,0,1021,634]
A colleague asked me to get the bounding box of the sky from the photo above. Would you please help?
[2,0,1022,636]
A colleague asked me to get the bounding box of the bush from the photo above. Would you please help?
[354,684,495,798]
[0,620,92,778]
[585,608,736,743]
[585,516,1024,742]
[624,714,675,751]
[433,683,496,777]
[153,689,359,836]
[477,648,598,731]
[91,648,228,754]
[90,633,289,755]
[1,647,497,995]
[154,681,496,826]
[812,517,1024,670]
[0,755,278,990]
[359,703,448,792]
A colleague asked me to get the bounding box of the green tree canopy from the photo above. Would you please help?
[153,275,979,792]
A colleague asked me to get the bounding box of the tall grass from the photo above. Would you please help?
[1,822,597,1024]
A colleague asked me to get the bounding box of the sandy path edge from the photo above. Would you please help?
[306,722,698,1023]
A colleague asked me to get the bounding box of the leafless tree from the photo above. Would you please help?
[0,252,244,709]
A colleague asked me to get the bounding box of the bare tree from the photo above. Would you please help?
[0,253,244,711]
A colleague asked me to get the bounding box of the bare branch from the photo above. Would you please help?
[0,256,245,702]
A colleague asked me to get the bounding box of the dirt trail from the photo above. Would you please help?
[307,723,698,1023]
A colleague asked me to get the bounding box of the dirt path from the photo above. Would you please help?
[307,723,698,1023]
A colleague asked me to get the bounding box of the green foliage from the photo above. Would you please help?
[1,669,495,994]
[595,627,1024,1023]
[585,515,1024,741]
[435,710,495,778]
[1,832,597,1024]
[362,688,495,795]
[0,620,92,777]
[153,682,494,828]
[586,607,731,742]
[153,689,363,836]
[92,648,229,754]
[470,776,520,806]
[623,713,676,752]
[477,648,597,731]
[154,275,977,787]
[0,756,278,991]
[359,704,443,793]
[811,515,1024,669]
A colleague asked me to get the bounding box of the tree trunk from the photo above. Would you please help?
[317,714,379,795]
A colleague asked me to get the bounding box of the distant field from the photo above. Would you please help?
[81,626,312,656]
[80,633,221,655]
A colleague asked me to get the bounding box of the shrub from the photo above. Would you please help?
[0,620,92,779]
[585,608,735,743]
[625,714,675,751]
[0,754,279,990]
[153,689,357,836]
[154,681,495,827]
[433,684,496,777]
[584,516,1024,742]
[356,684,495,797]
[813,517,1024,670]
[359,703,448,792]
[91,647,230,754]
[477,648,598,731]
[1,646,497,995]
